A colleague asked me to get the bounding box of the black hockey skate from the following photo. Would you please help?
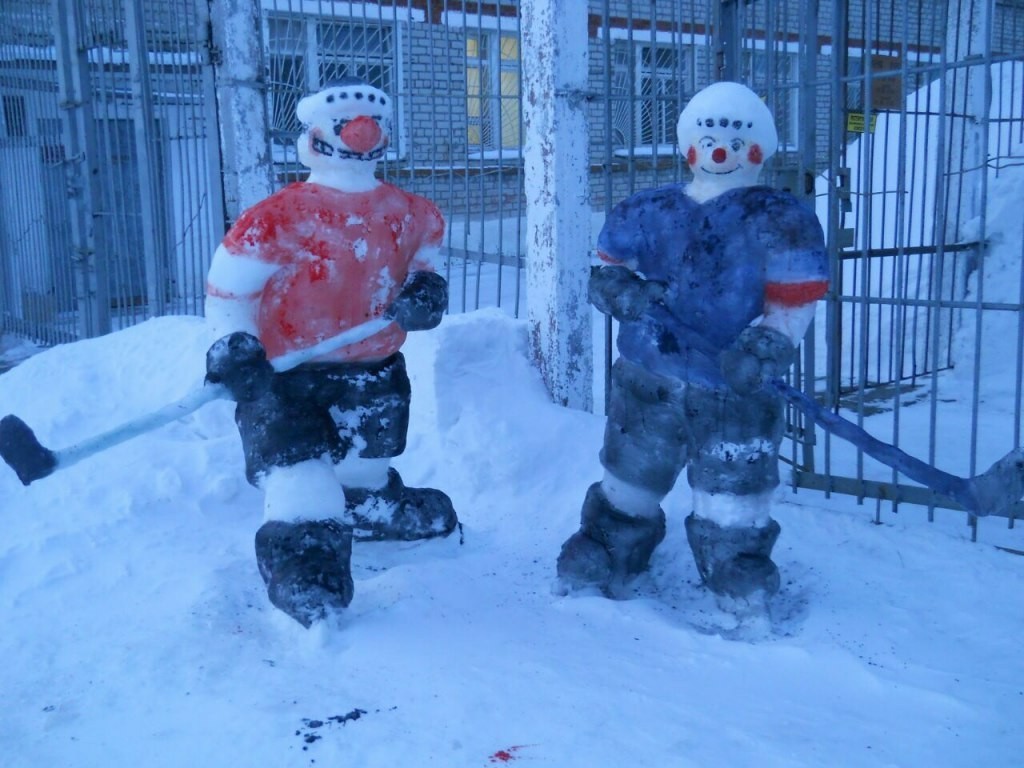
[345,468,458,542]
[556,482,666,597]
[684,513,782,599]
[254,519,354,628]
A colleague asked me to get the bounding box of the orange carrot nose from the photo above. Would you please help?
[339,115,382,154]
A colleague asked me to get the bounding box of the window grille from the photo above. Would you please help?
[610,41,691,153]
[266,14,395,157]
[466,30,521,152]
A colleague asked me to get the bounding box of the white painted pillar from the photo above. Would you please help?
[209,0,274,222]
[945,0,991,244]
[520,0,593,411]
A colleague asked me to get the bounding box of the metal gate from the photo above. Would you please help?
[809,0,1024,533]
[1,1,1023,532]
[0,0,222,345]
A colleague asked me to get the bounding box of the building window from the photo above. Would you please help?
[2,95,27,138]
[466,30,521,153]
[611,42,691,153]
[266,15,395,152]
[742,49,798,150]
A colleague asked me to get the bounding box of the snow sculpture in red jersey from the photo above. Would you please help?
[204,79,457,628]
[556,82,829,622]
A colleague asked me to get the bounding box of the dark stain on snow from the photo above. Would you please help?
[296,707,396,751]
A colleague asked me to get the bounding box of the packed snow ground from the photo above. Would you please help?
[1,308,1022,768]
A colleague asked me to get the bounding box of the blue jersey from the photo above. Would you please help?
[597,183,828,387]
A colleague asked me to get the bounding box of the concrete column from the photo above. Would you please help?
[520,0,593,411]
[209,0,274,222]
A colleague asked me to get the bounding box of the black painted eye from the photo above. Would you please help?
[730,138,744,151]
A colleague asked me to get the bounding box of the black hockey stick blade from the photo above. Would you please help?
[965,448,1024,518]
[0,414,58,486]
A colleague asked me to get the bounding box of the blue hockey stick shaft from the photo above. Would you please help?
[767,378,1024,516]
[648,307,1024,516]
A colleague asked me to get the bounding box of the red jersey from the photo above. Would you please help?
[215,182,444,362]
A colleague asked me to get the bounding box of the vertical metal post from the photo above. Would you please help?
[796,0,818,208]
[520,0,593,410]
[825,0,848,415]
[196,0,227,282]
[208,0,273,222]
[945,0,991,245]
[124,0,168,316]
[716,0,741,82]
[796,0,820,473]
[52,0,111,337]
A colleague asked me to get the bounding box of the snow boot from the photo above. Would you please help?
[345,468,458,541]
[254,519,354,628]
[556,482,666,596]
[684,513,782,599]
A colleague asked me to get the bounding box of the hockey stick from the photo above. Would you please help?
[769,377,1024,518]
[650,308,1024,517]
[0,315,394,486]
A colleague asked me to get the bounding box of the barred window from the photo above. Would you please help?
[742,49,798,149]
[610,42,691,152]
[266,15,395,152]
[2,94,26,138]
[466,31,521,153]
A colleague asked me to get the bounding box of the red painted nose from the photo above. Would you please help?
[711,147,728,164]
[340,116,382,154]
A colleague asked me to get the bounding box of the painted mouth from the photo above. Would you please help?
[699,164,741,175]
[311,133,386,161]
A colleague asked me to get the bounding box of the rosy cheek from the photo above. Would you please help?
[686,146,697,166]
[748,144,764,165]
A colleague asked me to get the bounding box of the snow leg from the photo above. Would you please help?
[556,481,667,597]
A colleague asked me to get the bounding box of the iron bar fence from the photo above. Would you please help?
[0,0,1022,535]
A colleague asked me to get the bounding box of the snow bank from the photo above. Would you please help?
[0,310,1021,767]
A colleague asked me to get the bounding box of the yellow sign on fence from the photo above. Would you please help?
[847,112,878,133]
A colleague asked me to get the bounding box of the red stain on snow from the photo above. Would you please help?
[489,745,531,763]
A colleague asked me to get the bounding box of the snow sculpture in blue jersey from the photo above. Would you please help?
[557,82,829,614]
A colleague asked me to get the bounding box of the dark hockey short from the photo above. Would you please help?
[599,357,784,497]
[235,352,411,485]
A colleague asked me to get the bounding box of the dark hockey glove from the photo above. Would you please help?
[387,271,448,331]
[720,326,796,396]
[589,265,667,322]
[205,332,274,402]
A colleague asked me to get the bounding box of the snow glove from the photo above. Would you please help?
[387,271,448,331]
[589,265,667,322]
[205,331,275,402]
[720,326,796,396]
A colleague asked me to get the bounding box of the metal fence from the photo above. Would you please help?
[0,0,220,344]
[1,0,1023,534]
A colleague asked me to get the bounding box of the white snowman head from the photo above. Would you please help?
[676,81,778,202]
[296,78,394,191]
